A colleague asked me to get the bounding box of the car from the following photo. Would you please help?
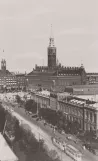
[32,114,38,118]
[28,111,32,115]
[67,136,72,140]
[66,135,77,143]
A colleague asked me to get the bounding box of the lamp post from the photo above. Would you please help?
[26,79,28,92]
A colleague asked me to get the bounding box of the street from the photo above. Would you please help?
[0,93,98,161]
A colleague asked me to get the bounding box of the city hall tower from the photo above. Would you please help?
[47,25,56,68]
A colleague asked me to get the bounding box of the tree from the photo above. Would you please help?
[0,106,6,132]
[25,99,37,114]
[39,108,58,126]
[16,95,22,104]
[5,112,20,139]
[72,121,80,134]
[14,125,60,161]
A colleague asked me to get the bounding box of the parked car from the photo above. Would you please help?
[32,114,38,118]
[28,111,32,115]
[66,135,77,143]
[83,143,95,154]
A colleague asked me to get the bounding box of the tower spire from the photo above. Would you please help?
[50,24,53,38]
[49,24,55,47]
[48,25,56,68]
[81,59,84,68]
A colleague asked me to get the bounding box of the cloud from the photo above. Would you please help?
[56,28,96,36]
[0,5,54,21]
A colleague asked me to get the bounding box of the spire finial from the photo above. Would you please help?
[50,24,53,38]
[81,59,84,68]
[49,24,55,47]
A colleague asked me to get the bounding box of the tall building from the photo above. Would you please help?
[31,91,98,136]
[1,59,6,73]
[0,59,26,91]
[47,26,56,68]
[27,27,86,92]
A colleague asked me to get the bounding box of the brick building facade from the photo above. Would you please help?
[27,34,86,91]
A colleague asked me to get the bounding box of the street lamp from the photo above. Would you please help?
[26,79,28,91]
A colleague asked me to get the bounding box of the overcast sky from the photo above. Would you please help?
[0,0,97,73]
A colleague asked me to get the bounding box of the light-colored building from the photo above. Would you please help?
[0,60,27,91]
[86,73,98,84]
[31,90,50,108]
[59,98,98,134]
[31,90,98,135]
[65,84,98,95]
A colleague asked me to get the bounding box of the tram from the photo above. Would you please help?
[52,137,82,161]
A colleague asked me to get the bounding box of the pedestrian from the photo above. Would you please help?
[82,145,85,150]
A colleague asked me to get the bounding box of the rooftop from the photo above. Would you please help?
[77,95,98,102]
[35,90,50,98]
[60,98,98,110]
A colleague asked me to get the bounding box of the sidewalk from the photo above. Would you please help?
[14,107,98,161]
[2,101,98,161]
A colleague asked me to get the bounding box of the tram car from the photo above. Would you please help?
[52,136,82,161]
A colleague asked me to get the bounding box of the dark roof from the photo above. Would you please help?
[54,67,85,76]
[28,70,55,76]
[16,74,25,77]
[28,66,85,76]
[87,73,98,76]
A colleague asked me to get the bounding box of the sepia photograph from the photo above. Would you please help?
[0,0,98,161]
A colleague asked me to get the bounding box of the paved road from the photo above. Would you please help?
[2,100,98,161]
[2,102,72,161]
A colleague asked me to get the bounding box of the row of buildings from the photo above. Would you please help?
[0,32,98,94]
[31,90,98,135]
[0,59,27,91]
[26,33,98,93]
